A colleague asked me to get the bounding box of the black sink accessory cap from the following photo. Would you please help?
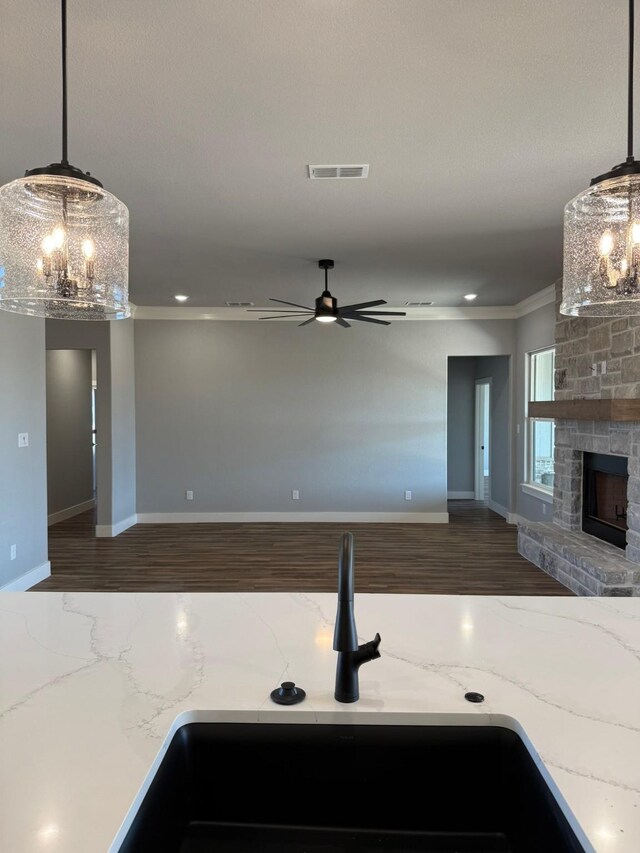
[464,691,485,704]
[270,681,306,705]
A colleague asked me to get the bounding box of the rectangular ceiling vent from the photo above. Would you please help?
[308,164,369,179]
[405,301,434,307]
[225,301,254,307]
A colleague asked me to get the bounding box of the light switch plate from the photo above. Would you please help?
[404,490,412,500]
[292,490,300,500]
[185,490,194,501]
[18,433,29,448]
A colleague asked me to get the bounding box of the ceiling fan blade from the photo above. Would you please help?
[335,317,351,328]
[247,309,312,313]
[344,310,406,317]
[269,298,314,311]
[257,314,311,319]
[298,317,316,327]
[338,299,387,312]
[350,315,391,326]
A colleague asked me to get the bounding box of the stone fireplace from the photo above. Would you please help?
[517,283,640,596]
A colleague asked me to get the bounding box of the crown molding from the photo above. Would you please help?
[129,284,556,322]
[512,284,556,318]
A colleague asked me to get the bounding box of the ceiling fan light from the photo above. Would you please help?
[316,314,337,323]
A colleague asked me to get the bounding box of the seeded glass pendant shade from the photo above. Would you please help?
[0,1,129,321]
[562,0,640,316]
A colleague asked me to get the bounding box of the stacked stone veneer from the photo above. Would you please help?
[517,282,640,595]
[518,520,640,595]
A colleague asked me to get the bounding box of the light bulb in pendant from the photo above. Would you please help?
[36,258,44,274]
[51,226,65,249]
[599,231,614,256]
[82,238,96,280]
[42,234,55,255]
[82,238,95,259]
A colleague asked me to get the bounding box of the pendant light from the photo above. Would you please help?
[0,0,129,320]
[562,0,640,316]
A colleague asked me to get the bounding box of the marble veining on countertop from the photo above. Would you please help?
[0,592,639,852]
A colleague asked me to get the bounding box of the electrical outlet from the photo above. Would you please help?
[292,490,300,500]
[18,433,28,448]
[185,490,194,501]
[10,544,16,561]
[601,360,607,375]
[404,490,412,501]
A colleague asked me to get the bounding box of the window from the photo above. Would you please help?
[526,347,555,492]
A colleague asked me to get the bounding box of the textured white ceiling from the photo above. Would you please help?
[0,1,627,307]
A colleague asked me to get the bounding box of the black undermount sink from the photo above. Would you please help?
[116,722,586,853]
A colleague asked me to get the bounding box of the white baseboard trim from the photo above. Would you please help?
[95,514,138,538]
[447,491,475,500]
[136,511,449,524]
[48,498,95,526]
[1,561,51,591]
[487,500,513,521]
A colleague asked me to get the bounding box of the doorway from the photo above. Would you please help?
[475,379,491,501]
[46,349,97,533]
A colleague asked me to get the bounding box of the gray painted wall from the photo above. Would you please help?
[46,350,94,517]
[0,312,48,586]
[514,301,556,522]
[446,357,476,494]
[475,355,511,512]
[135,319,515,514]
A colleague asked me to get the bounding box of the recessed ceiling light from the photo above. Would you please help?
[405,301,433,306]
[464,294,477,301]
[174,295,189,302]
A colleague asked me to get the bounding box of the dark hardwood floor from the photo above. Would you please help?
[33,501,571,595]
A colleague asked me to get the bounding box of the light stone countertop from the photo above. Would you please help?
[0,592,639,852]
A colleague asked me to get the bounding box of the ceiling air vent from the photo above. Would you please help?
[225,301,254,307]
[405,301,433,307]
[308,164,369,179]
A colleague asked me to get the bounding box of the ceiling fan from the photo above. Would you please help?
[248,259,406,327]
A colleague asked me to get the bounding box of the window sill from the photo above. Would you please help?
[520,483,553,504]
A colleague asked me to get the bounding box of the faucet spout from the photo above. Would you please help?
[333,532,358,652]
[333,533,381,703]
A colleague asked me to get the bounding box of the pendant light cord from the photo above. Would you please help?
[629,0,635,162]
[61,0,68,165]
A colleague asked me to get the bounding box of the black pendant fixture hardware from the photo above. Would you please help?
[248,260,406,327]
[590,0,640,186]
[25,0,101,188]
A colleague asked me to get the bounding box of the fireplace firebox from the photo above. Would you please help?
[582,452,628,549]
